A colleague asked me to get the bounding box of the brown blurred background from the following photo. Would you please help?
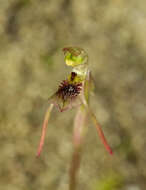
[0,0,146,190]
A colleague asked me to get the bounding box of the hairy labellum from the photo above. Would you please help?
[56,80,82,101]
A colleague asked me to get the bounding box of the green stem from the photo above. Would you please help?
[69,107,87,190]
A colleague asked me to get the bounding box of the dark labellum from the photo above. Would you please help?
[56,80,82,101]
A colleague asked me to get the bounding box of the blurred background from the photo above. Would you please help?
[0,0,146,190]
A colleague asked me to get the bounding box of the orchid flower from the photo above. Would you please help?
[37,47,113,189]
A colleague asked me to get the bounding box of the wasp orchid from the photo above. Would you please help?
[36,47,113,190]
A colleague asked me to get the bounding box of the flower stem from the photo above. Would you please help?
[69,147,82,190]
[69,107,86,190]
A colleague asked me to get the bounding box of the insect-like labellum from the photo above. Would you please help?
[56,72,82,101]
[57,80,82,101]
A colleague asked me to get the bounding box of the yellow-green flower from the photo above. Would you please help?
[37,47,113,159]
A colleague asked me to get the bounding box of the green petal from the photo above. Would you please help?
[48,93,82,112]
